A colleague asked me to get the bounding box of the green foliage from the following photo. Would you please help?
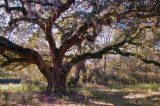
[0,83,45,105]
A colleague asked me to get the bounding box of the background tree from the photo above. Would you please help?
[0,0,160,92]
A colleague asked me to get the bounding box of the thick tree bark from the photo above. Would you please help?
[40,66,68,92]
[44,62,72,92]
[52,68,66,91]
[0,36,70,92]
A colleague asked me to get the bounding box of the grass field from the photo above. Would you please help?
[0,83,160,105]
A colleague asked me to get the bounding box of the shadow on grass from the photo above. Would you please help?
[58,84,160,105]
[63,90,133,105]
[2,90,160,105]
[35,90,134,105]
[1,83,160,105]
[60,90,160,105]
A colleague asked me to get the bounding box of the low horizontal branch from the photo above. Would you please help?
[0,36,42,64]
[0,36,51,77]
[114,48,160,66]
[70,40,126,64]
[1,58,28,68]
[59,7,160,57]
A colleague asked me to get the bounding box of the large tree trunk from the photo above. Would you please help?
[42,62,72,92]
[0,35,73,92]
[44,69,67,92]
[52,68,67,91]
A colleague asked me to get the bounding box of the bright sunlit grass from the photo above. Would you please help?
[0,82,45,105]
[0,83,45,93]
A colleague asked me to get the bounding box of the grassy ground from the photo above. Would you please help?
[0,82,160,105]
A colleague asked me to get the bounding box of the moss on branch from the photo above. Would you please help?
[114,48,160,66]
[70,40,126,64]
[1,58,28,68]
[0,36,42,63]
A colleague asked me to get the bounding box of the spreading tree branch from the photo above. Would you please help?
[0,36,48,68]
[1,58,28,68]
[48,0,75,24]
[59,8,160,58]
[8,17,45,30]
[0,36,51,79]
[114,48,160,67]
[68,24,160,65]
[70,40,127,65]
[3,0,27,16]
[53,23,65,34]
